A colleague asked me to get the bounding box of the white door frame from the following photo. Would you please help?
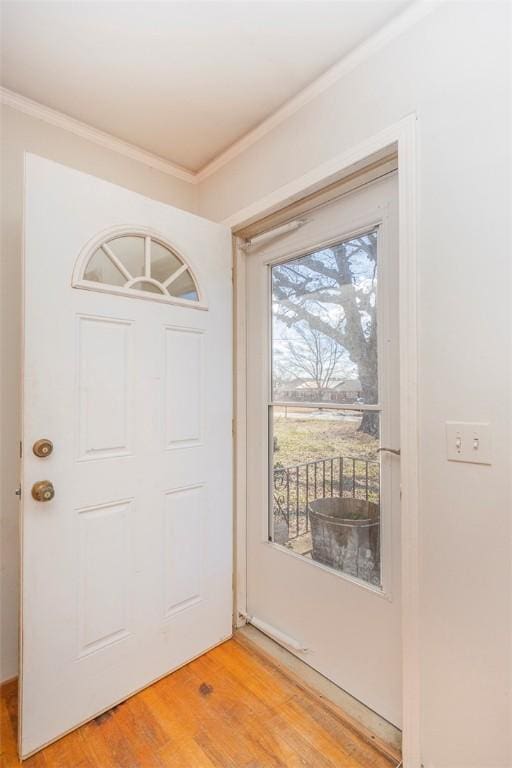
[227,114,420,768]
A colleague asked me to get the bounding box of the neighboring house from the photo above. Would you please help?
[276,377,362,403]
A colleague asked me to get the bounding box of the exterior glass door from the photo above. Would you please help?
[245,173,402,726]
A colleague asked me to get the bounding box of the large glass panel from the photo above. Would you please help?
[271,405,381,587]
[271,230,378,405]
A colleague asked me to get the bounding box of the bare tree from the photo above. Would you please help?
[272,232,378,436]
[285,325,344,397]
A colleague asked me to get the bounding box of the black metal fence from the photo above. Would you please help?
[273,455,380,542]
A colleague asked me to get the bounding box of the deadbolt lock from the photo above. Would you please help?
[31,480,55,502]
[33,439,53,458]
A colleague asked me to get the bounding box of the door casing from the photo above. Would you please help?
[230,115,420,768]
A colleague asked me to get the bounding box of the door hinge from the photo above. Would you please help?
[19,441,22,458]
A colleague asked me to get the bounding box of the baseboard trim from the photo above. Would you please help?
[235,625,402,764]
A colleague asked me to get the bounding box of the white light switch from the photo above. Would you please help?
[445,422,491,465]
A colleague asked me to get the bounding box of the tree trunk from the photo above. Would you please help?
[358,411,379,438]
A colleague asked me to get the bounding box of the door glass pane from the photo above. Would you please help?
[134,281,165,294]
[168,271,198,301]
[151,241,182,283]
[271,230,378,405]
[108,236,145,277]
[271,405,381,587]
[84,249,126,286]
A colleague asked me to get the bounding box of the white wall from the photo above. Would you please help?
[0,104,197,684]
[199,3,512,767]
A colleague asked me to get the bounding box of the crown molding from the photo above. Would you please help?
[1,0,435,187]
[195,0,435,182]
[0,87,196,183]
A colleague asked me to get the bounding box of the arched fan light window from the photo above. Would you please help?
[73,229,205,308]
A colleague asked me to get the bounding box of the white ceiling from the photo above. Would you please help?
[1,1,412,173]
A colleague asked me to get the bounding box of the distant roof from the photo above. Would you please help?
[332,379,361,391]
[285,378,362,391]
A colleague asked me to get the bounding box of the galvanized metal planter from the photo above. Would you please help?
[308,497,380,584]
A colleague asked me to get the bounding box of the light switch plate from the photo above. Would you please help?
[445,421,491,465]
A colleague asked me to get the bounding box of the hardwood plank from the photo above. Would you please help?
[252,710,339,768]
[0,680,18,699]
[137,684,196,743]
[1,698,22,768]
[158,736,219,768]
[35,728,95,768]
[78,709,145,768]
[156,665,261,766]
[277,696,390,768]
[186,652,276,720]
[209,639,298,706]
[1,639,399,768]
[219,707,314,768]
[101,698,168,768]
[287,693,395,767]
[235,632,401,764]
[207,655,293,712]
[17,752,47,768]
[1,681,18,738]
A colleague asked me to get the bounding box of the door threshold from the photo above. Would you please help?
[236,624,402,762]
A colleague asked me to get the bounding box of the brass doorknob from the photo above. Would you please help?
[33,439,53,458]
[31,480,55,502]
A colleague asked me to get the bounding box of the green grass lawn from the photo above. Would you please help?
[272,410,379,470]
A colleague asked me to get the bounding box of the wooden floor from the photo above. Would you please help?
[1,635,398,767]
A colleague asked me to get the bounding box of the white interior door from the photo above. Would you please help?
[245,174,401,726]
[20,154,232,757]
